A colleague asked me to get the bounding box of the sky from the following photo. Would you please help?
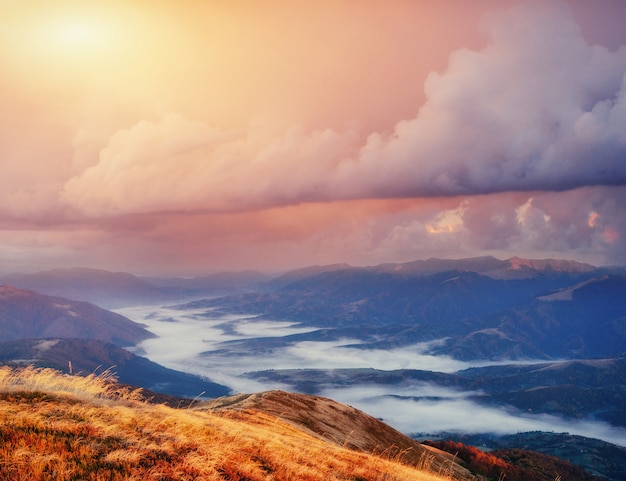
[1,0,626,275]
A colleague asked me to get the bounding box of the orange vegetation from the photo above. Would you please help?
[0,366,453,481]
[424,440,595,481]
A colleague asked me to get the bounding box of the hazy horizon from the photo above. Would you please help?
[2,0,626,276]
[0,253,621,279]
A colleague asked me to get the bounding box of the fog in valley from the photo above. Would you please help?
[323,385,626,447]
[118,304,626,447]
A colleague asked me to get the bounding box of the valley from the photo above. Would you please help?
[1,255,625,480]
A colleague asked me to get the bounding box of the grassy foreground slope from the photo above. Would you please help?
[0,366,457,481]
[202,390,474,480]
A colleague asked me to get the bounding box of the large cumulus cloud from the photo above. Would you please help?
[62,114,357,215]
[335,2,626,197]
[61,3,626,217]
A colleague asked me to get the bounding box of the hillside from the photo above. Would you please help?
[424,439,596,481]
[434,274,626,360]
[0,286,153,346]
[0,366,464,481]
[444,431,626,481]
[202,390,473,480]
[0,338,230,399]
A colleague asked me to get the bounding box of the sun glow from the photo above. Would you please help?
[51,15,109,49]
[1,3,141,75]
[35,9,129,61]
[2,1,194,94]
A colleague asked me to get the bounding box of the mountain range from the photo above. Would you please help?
[1,268,168,308]
[176,256,626,361]
[1,255,624,480]
[0,267,268,308]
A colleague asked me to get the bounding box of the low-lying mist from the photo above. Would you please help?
[321,384,626,447]
[118,304,626,447]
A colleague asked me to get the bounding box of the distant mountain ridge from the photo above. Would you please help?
[1,267,271,308]
[0,256,609,309]
[252,255,599,283]
[179,256,625,361]
[9,256,613,369]
[505,256,596,272]
[0,285,153,346]
[1,268,171,308]
[143,270,270,291]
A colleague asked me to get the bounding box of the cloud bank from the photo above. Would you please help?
[324,385,626,447]
[60,3,626,217]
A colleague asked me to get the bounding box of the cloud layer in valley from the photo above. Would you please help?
[124,303,626,447]
[323,385,626,447]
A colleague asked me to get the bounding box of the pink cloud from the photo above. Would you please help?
[62,114,358,216]
[335,2,626,198]
[60,3,626,220]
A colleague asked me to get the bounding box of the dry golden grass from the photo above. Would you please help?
[0,366,455,481]
[0,365,144,402]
